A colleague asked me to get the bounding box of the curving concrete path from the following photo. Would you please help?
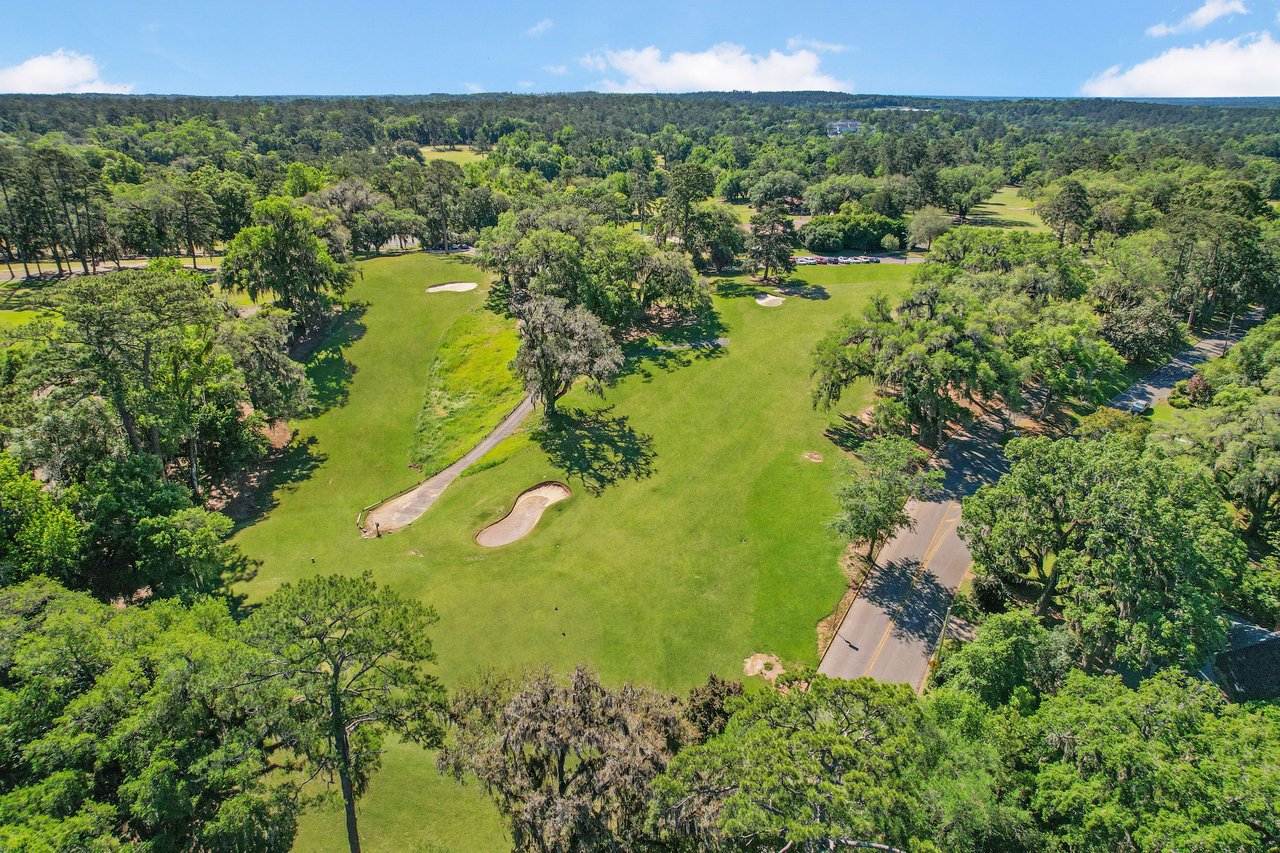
[362,396,535,536]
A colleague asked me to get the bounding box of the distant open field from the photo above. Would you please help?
[717,199,756,223]
[968,185,1048,232]
[229,253,912,851]
[0,258,261,331]
[421,145,486,165]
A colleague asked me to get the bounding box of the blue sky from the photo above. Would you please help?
[2,0,1279,97]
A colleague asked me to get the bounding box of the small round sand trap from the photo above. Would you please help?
[803,451,824,463]
[427,282,478,293]
[754,292,784,307]
[476,482,570,547]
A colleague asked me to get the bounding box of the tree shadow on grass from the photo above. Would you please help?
[713,274,829,300]
[0,277,63,312]
[227,435,327,533]
[965,208,1036,229]
[300,303,368,415]
[533,406,656,495]
[824,413,872,453]
[621,309,729,382]
[711,277,764,299]
[774,277,830,299]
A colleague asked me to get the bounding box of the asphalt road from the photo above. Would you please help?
[818,306,1269,690]
[1110,306,1267,411]
[818,414,1009,689]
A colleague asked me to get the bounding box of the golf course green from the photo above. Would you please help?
[232,253,913,851]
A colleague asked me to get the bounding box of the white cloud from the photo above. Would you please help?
[463,81,484,93]
[527,19,553,37]
[543,63,568,75]
[1082,31,1280,96]
[1147,0,1247,36]
[585,43,851,93]
[518,80,535,89]
[0,49,132,94]
[579,53,607,72]
[785,37,848,53]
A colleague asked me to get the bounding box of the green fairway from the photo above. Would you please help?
[716,199,756,223]
[969,185,1048,232]
[232,254,911,851]
[421,145,486,165]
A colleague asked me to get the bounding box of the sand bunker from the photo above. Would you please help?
[427,282,478,293]
[754,292,784,307]
[476,482,570,547]
[803,451,824,463]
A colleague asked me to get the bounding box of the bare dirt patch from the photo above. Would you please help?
[803,451,823,463]
[743,653,786,683]
[207,419,295,521]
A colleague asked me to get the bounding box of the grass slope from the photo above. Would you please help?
[232,256,911,851]
[412,308,524,474]
[969,185,1048,233]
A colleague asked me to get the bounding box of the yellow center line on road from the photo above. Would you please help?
[859,502,963,678]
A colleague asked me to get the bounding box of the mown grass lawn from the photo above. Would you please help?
[969,185,1048,233]
[232,254,912,851]
[421,145,486,166]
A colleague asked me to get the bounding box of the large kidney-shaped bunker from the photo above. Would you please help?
[475,482,571,547]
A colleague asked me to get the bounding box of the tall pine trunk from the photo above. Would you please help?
[329,686,362,853]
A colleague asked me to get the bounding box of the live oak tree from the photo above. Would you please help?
[0,578,300,851]
[1178,392,1280,536]
[906,206,951,250]
[934,165,1000,221]
[512,296,622,418]
[650,672,942,852]
[685,202,744,271]
[831,436,943,560]
[0,454,83,585]
[811,287,1017,444]
[439,666,688,852]
[1016,671,1280,851]
[929,610,1077,708]
[242,573,447,853]
[1036,178,1092,246]
[1175,317,1280,535]
[961,435,1244,671]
